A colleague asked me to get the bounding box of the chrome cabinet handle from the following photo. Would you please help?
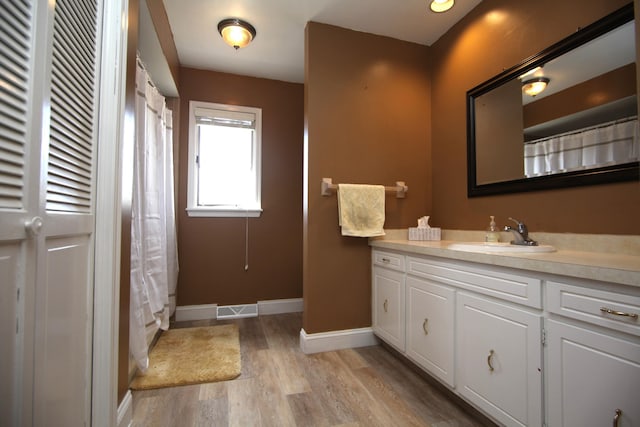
[487,349,495,372]
[383,299,388,313]
[613,409,622,427]
[422,318,428,335]
[600,307,639,320]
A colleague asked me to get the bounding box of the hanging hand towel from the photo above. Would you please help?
[338,184,386,237]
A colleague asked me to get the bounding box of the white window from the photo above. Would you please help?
[187,101,262,217]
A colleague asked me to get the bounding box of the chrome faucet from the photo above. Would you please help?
[504,217,538,246]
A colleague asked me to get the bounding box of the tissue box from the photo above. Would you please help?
[408,227,441,241]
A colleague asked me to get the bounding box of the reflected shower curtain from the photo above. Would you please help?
[130,59,179,372]
[525,117,640,177]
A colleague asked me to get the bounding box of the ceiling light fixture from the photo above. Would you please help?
[430,0,455,13]
[522,77,550,97]
[217,18,256,50]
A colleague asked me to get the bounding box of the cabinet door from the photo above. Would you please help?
[547,319,640,427]
[456,292,543,427]
[406,276,455,386]
[373,266,405,351]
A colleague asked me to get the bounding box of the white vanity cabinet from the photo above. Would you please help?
[372,250,406,352]
[546,280,640,427]
[406,254,543,425]
[405,275,455,386]
[371,243,640,427]
[372,249,544,425]
[456,292,542,427]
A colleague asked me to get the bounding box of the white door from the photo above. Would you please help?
[372,266,405,351]
[456,292,543,427]
[0,1,102,425]
[406,276,455,386]
[547,319,640,427]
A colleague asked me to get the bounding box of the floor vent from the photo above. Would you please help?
[217,304,258,319]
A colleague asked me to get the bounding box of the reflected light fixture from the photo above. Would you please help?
[218,18,256,50]
[519,66,542,80]
[522,77,550,97]
[430,0,455,13]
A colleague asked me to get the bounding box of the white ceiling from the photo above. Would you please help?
[158,0,482,87]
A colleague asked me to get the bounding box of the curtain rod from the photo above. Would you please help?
[525,115,637,145]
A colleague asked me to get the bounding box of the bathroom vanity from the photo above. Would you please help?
[370,231,640,427]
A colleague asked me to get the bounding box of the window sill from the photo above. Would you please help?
[186,207,262,218]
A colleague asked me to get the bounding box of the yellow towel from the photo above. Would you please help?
[338,184,386,237]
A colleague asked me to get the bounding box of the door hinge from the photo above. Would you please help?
[541,328,547,346]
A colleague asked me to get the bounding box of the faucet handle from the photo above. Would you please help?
[508,217,527,232]
[508,217,522,227]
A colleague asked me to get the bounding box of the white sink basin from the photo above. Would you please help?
[448,242,556,254]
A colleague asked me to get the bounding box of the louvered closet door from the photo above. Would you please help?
[0,0,101,425]
[0,1,37,425]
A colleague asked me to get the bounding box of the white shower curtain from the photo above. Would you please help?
[130,59,179,372]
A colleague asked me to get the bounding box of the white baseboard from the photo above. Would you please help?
[299,327,379,354]
[174,304,218,322]
[174,298,303,322]
[117,390,132,427]
[258,298,303,315]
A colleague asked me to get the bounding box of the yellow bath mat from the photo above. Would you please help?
[130,324,241,390]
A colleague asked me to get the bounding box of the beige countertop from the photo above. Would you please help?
[370,230,640,288]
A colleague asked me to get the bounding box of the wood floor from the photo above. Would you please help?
[131,312,493,427]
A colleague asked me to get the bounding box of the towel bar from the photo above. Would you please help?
[321,177,408,198]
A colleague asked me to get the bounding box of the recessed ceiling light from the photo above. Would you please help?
[430,0,455,13]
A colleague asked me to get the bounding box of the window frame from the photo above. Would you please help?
[186,100,263,217]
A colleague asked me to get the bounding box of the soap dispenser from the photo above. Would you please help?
[485,216,500,243]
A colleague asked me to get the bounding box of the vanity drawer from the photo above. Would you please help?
[547,281,640,336]
[407,256,542,308]
[373,250,405,272]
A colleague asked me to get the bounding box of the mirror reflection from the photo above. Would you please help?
[467,5,639,196]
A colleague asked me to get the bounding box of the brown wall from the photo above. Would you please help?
[176,67,304,306]
[430,0,640,234]
[303,23,431,334]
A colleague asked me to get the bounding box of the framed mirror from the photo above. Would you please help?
[467,4,639,197]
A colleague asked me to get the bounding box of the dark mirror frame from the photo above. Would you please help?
[466,3,639,197]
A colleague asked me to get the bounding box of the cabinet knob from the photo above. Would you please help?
[613,409,622,427]
[423,318,429,335]
[383,299,388,313]
[487,349,495,372]
[381,257,390,263]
